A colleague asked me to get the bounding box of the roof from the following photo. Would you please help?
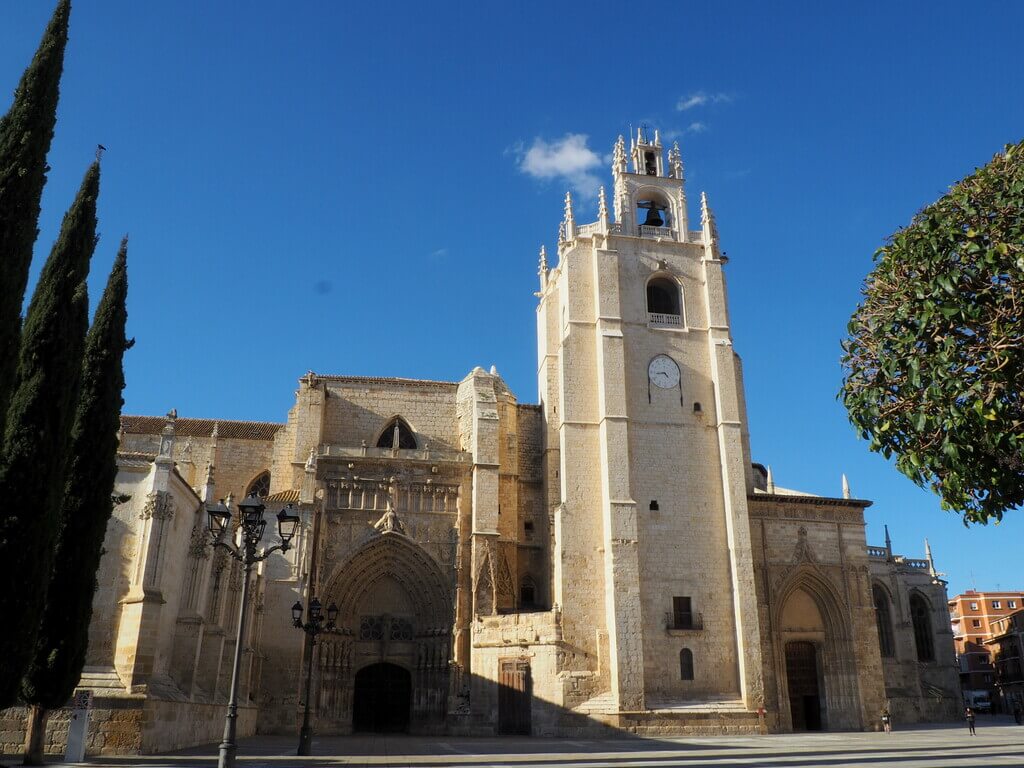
[265,489,301,503]
[120,415,283,441]
[312,374,458,389]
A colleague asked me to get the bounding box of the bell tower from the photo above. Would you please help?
[536,129,765,713]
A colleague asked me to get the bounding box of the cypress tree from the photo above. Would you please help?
[0,0,71,435]
[21,239,128,765]
[0,161,98,709]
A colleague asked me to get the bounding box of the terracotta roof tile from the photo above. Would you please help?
[120,415,283,441]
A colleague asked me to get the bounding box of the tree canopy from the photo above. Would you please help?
[841,140,1024,524]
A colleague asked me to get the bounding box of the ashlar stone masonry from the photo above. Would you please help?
[0,128,961,756]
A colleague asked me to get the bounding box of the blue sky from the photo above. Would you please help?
[3,1,1023,596]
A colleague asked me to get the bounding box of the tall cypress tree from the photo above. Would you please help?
[21,239,128,765]
[0,0,71,435]
[0,161,98,709]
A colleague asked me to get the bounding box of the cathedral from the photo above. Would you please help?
[1,129,962,756]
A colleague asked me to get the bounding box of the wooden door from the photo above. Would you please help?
[498,658,531,735]
[785,641,822,731]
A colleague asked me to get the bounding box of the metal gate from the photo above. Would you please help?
[498,658,531,735]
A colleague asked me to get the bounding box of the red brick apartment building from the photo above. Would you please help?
[948,590,1024,711]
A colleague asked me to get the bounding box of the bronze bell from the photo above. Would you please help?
[642,205,664,228]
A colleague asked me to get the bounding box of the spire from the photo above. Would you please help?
[613,135,627,174]
[538,244,548,275]
[701,191,719,247]
[884,524,892,557]
[925,538,938,578]
[842,473,851,499]
[598,185,609,227]
[669,141,684,181]
[766,465,775,494]
[562,191,575,240]
[653,128,661,146]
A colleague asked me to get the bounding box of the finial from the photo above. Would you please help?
[538,244,548,274]
[654,128,661,145]
[489,365,498,376]
[701,191,719,245]
[925,538,937,577]
[562,191,575,240]
[766,465,775,494]
[842,473,851,499]
[564,191,574,221]
[669,141,684,180]
[884,524,892,555]
[211,421,219,440]
[637,126,644,144]
[598,186,608,223]
[96,144,107,163]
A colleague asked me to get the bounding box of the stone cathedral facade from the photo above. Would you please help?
[1,130,962,756]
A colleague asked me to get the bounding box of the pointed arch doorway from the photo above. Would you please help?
[352,663,411,732]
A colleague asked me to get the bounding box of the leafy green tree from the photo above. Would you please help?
[21,239,128,765]
[842,141,1024,524]
[0,161,98,709]
[0,0,70,435]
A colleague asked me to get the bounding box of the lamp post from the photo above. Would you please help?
[292,595,338,755]
[207,495,300,768]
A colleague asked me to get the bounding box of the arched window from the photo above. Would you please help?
[647,277,680,316]
[679,648,694,680]
[377,418,417,450]
[910,593,935,662]
[245,471,270,499]
[636,192,672,230]
[520,576,536,608]
[872,584,895,658]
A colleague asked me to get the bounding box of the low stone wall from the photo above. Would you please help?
[0,695,257,757]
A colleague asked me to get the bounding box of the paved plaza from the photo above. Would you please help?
[19,718,1024,768]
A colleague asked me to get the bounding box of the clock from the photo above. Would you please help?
[648,355,680,389]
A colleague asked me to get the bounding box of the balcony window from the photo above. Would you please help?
[647,277,684,327]
[993,601,1002,609]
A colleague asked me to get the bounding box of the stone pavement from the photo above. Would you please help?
[13,719,1024,768]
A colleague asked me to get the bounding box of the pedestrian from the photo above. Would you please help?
[965,706,976,736]
[880,708,892,733]
[1013,703,1022,725]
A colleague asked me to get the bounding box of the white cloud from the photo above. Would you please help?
[676,91,733,111]
[687,121,708,134]
[516,133,603,199]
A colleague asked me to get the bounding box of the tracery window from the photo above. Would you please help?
[245,471,271,499]
[872,584,895,658]
[377,418,417,450]
[679,648,694,680]
[910,593,935,662]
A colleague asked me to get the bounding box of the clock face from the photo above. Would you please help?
[648,355,680,389]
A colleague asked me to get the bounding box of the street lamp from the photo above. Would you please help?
[292,594,337,755]
[208,496,300,768]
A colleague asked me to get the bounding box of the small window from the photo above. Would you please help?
[520,576,536,608]
[672,596,693,629]
[649,500,659,511]
[970,602,979,611]
[993,601,1002,609]
[972,620,981,628]
[377,418,417,449]
[245,471,271,499]
[646,277,680,316]
[693,402,702,413]
[679,648,694,680]
[1010,601,1017,609]
[644,151,657,176]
